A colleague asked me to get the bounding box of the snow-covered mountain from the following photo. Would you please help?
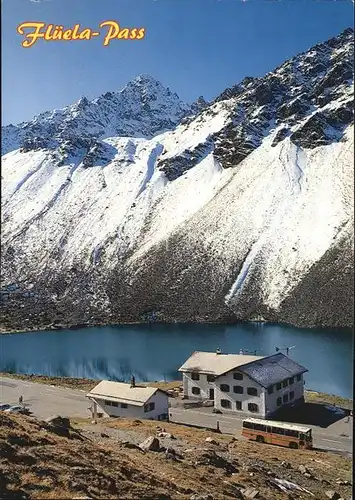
[1,28,354,332]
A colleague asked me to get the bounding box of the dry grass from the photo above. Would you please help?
[105,416,232,445]
[305,390,353,410]
[142,380,183,391]
[0,373,98,392]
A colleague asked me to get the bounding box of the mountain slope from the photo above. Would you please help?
[1,29,354,331]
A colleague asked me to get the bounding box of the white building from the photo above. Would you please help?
[178,351,307,419]
[86,380,169,421]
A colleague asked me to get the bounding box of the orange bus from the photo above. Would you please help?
[241,417,313,450]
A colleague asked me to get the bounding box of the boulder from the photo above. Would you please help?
[243,488,260,499]
[195,450,237,475]
[298,464,310,474]
[45,415,70,429]
[139,436,160,452]
[325,491,341,500]
[121,441,145,452]
[157,431,176,439]
[165,447,183,459]
[205,437,219,445]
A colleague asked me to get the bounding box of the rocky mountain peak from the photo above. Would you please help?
[1,75,194,155]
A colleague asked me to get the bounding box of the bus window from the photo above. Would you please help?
[285,429,299,438]
[306,430,312,441]
[243,421,253,429]
[255,423,266,432]
[272,427,284,435]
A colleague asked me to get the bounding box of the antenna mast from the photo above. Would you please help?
[275,345,296,356]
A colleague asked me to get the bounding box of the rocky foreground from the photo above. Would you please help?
[0,412,352,500]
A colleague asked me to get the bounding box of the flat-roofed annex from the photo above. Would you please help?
[86,380,163,407]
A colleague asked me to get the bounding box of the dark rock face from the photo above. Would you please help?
[276,234,354,328]
[157,140,214,180]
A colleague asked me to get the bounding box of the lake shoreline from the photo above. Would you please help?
[0,372,353,410]
[1,319,353,336]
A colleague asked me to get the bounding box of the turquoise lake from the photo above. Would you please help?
[1,323,353,398]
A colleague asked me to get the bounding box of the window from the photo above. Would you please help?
[254,423,266,432]
[267,385,274,395]
[285,429,299,438]
[282,380,288,388]
[289,377,294,385]
[144,402,155,413]
[248,403,258,413]
[297,374,302,382]
[276,382,282,390]
[277,397,282,406]
[192,387,201,395]
[191,372,200,381]
[121,403,128,409]
[221,399,231,409]
[233,372,243,380]
[272,426,284,435]
[283,394,289,404]
[247,387,257,396]
[111,401,118,407]
[105,400,112,406]
[220,384,230,393]
[207,374,215,383]
[290,391,294,400]
[233,385,243,394]
[236,401,242,411]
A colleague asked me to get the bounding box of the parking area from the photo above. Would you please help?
[0,377,90,420]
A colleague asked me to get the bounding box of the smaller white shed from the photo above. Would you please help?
[86,380,169,421]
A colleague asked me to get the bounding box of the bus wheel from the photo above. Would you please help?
[289,442,298,449]
[256,435,264,443]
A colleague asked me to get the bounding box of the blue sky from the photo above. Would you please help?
[2,0,353,125]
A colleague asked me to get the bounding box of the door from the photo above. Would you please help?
[209,389,214,400]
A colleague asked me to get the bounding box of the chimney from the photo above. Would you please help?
[130,376,136,388]
[216,347,221,355]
